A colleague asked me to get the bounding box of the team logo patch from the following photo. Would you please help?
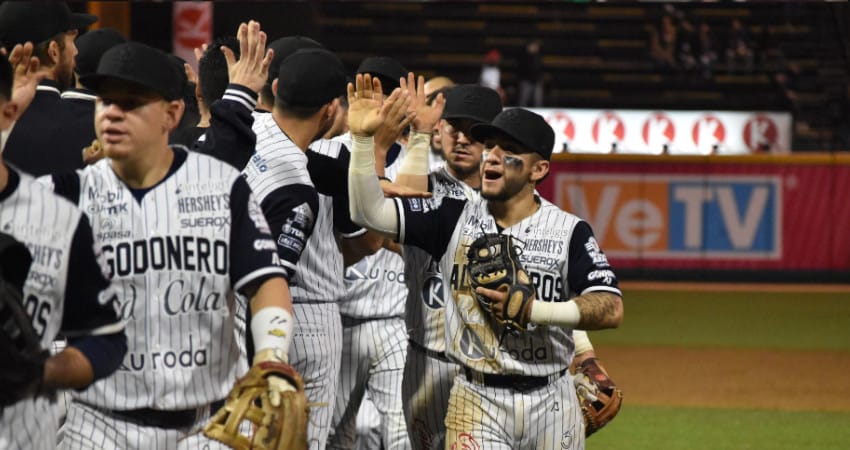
[450,432,480,450]
[247,196,271,234]
[421,275,444,309]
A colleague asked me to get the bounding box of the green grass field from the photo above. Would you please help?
[585,287,850,450]
[589,289,850,351]
[590,405,850,450]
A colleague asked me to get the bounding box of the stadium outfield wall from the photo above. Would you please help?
[537,153,850,282]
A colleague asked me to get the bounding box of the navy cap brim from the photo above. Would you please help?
[470,123,533,151]
[80,73,176,100]
[442,112,491,124]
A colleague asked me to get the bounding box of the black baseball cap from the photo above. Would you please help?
[0,1,96,47]
[80,42,184,101]
[356,56,407,93]
[267,36,324,84]
[441,85,502,124]
[276,48,346,108]
[74,28,126,78]
[470,108,556,160]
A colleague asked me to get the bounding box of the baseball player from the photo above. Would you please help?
[244,47,383,450]
[0,44,127,450]
[326,61,416,450]
[347,76,624,449]
[42,28,300,449]
[0,1,98,175]
[398,84,501,450]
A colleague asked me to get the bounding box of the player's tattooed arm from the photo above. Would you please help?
[574,291,623,330]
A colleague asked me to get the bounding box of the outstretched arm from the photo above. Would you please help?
[347,74,412,238]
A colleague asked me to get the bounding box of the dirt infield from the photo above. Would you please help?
[599,345,850,412]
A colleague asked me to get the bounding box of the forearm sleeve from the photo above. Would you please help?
[348,134,400,237]
[397,131,431,177]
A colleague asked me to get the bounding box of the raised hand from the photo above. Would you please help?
[223,20,273,94]
[399,72,445,133]
[7,43,46,121]
[348,74,412,137]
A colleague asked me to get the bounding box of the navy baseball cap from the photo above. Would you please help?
[441,85,503,124]
[80,42,185,101]
[267,36,324,84]
[276,48,347,108]
[357,56,407,93]
[74,28,127,78]
[470,108,555,160]
[0,1,96,47]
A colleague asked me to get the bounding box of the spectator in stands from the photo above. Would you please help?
[479,48,506,104]
[696,22,719,80]
[725,18,754,74]
[649,14,678,70]
[517,39,544,107]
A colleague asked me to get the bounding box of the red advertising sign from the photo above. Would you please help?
[538,154,850,271]
[173,2,212,73]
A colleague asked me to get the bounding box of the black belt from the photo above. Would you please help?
[94,399,225,429]
[408,339,450,362]
[463,368,567,392]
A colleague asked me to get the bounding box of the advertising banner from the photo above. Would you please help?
[530,108,792,155]
[172,2,213,73]
[537,154,850,271]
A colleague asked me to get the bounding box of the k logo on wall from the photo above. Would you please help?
[173,2,212,73]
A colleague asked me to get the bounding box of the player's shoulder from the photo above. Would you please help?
[3,168,86,232]
[533,196,585,230]
[182,147,245,182]
[310,137,348,158]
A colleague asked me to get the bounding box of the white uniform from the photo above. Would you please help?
[0,168,124,450]
[47,148,286,449]
[395,194,621,450]
[401,167,474,450]
[246,116,357,450]
[328,146,410,450]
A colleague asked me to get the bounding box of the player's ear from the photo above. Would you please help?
[0,101,18,131]
[163,99,185,132]
[271,78,278,100]
[47,39,61,66]
[529,158,549,184]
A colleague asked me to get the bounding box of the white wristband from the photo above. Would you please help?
[572,330,594,355]
[529,300,581,328]
[251,307,294,361]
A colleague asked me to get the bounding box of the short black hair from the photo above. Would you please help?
[0,55,12,101]
[274,96,324,119]
[198,36,239,107]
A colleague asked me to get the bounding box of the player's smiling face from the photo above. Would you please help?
[94,80,183,160]
[479,135,549,201]
[439,118,485,183]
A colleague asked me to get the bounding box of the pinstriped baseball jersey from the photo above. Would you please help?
[396,195,621,376]
[0,167,123,450]
[403,167,477,352]
[48,149,286,410]
[245,113,317,282]
[340,149,406,318]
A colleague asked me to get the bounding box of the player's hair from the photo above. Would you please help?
[0,55,11,101]
[273,96,325,119]
[33,31,68,68]
[198,36,240,107]
[260,84,275,108]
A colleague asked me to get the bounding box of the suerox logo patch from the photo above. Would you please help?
[555,174,782,259]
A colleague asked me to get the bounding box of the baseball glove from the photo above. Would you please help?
[204,361,309,450]
[572,357,623,437]
[0,232,48,408]
[466,233,535,335]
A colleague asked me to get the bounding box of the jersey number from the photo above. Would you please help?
[24,294,51,338]
[530,272,563,303]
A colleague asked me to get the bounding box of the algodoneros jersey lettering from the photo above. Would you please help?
[60,150,285,410]
[397,195,620,377]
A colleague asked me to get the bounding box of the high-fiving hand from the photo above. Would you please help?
[347,74,412,137]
